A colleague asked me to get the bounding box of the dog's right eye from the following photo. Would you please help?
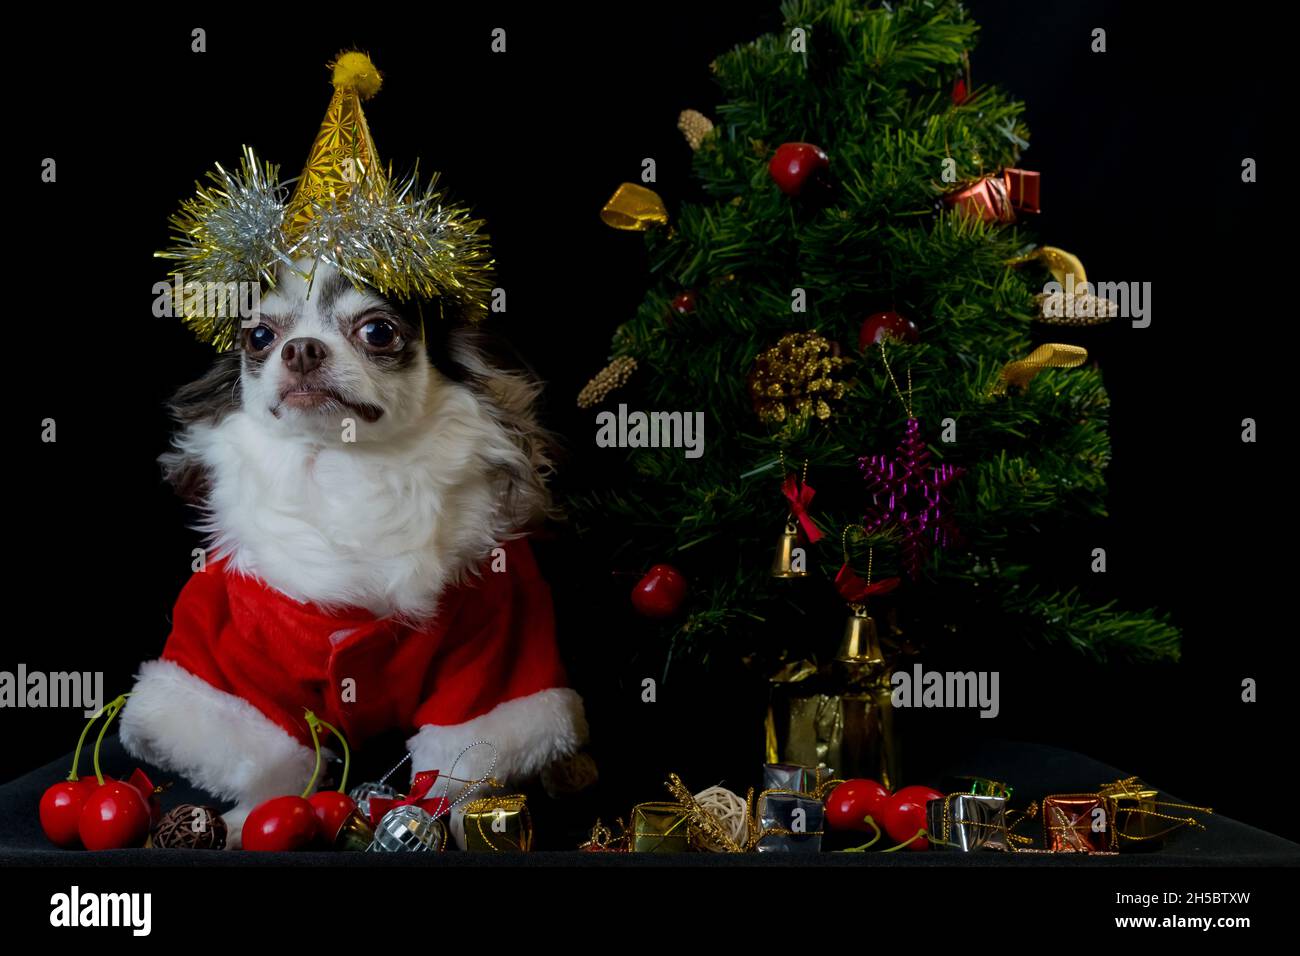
[247,325,276,352]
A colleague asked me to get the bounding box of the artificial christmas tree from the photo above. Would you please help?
[571,0,1178,776]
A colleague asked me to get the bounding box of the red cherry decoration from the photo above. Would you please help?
[631,564,688,618]
[308,791,358,843]
[670,291,697,316]
[879,785,942,850]
[952,75,968,105]
[768,142,830,197]
[859,311,919,350]
[825,778,891,832]
[242,709,355,850]
[42,693,136,849]
[242,795,320,851]
[78,781,151,850]
[39,777,99,847]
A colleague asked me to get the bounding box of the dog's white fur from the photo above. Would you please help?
[185,266,531,619]
[120,262,585,847]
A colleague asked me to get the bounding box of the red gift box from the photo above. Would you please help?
[1003,168,1040,214]
[1043,794,1110,852]
[944,176,1015,224]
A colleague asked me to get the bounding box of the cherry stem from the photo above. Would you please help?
[314,717,351,794]
[301,710,324,799]
[67,702,111,782]
[91,694,131,786]
[882,827,929,853]
[842,815,883,852]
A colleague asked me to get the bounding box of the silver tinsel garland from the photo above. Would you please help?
[156,146,494,351]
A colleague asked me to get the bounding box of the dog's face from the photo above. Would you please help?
[240,261,431,441]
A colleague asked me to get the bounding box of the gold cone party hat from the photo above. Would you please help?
[157,51,494,351]
[284,51,385,242]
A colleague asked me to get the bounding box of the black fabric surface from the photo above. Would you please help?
[3,735,1296,866]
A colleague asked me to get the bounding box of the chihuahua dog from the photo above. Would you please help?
[120,261,587,847]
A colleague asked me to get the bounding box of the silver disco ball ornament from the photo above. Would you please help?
[348,781,400,822]
[367,805,446,852]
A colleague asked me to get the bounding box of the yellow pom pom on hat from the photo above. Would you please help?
[284,51,385,241]
[332,51,383,97]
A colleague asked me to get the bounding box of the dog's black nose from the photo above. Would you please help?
[281,337,328,375]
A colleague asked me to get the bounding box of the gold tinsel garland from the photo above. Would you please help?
[578,355,638,408]
[748,332,851,426]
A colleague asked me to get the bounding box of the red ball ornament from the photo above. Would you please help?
[670,291,697,316]
[879,785,942,850]
[768,142,830,197]
[631,564,687,618]
[242,795,320,852]
[308,791,358,843]
[859,311,919,350]
[39,777,100,847]
[825,778,891,832]
[78,781,151,850]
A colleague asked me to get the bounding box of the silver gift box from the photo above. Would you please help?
[926,794,1007,851]
[756,792,824,853]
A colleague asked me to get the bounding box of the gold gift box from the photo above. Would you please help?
[462,795,532,852]
[630,802,691,853]
[1103,786,1164,850]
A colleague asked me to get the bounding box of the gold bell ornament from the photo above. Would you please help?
[833,539,900,665]
[771,518,807,578]
[838,603,885,665]
[770,456,824,578]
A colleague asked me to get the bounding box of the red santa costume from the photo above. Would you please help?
[120,536,586,830]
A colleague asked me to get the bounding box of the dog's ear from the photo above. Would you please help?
[159,350,243,502]
[401,297,475,383]
[444,325,562,529]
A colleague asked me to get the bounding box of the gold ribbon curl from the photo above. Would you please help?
[600,183,669,231]
[989,343,1088,396]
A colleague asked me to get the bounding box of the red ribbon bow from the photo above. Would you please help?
[781,475,824,544]
[367,770,452,826]
[834,563,901,603]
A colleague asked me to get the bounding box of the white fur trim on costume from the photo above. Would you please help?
[406,687,586,849]
[406,687,587,785]
[119,659,320,847]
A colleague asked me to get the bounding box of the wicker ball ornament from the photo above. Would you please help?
[690,786,749,851]
[148,804,227,849]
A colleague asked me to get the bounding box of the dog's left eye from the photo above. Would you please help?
[359,319,399,349]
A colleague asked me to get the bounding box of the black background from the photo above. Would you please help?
[8,2,1289,843]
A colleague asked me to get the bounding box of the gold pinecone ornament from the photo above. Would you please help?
[748,332,851,428]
